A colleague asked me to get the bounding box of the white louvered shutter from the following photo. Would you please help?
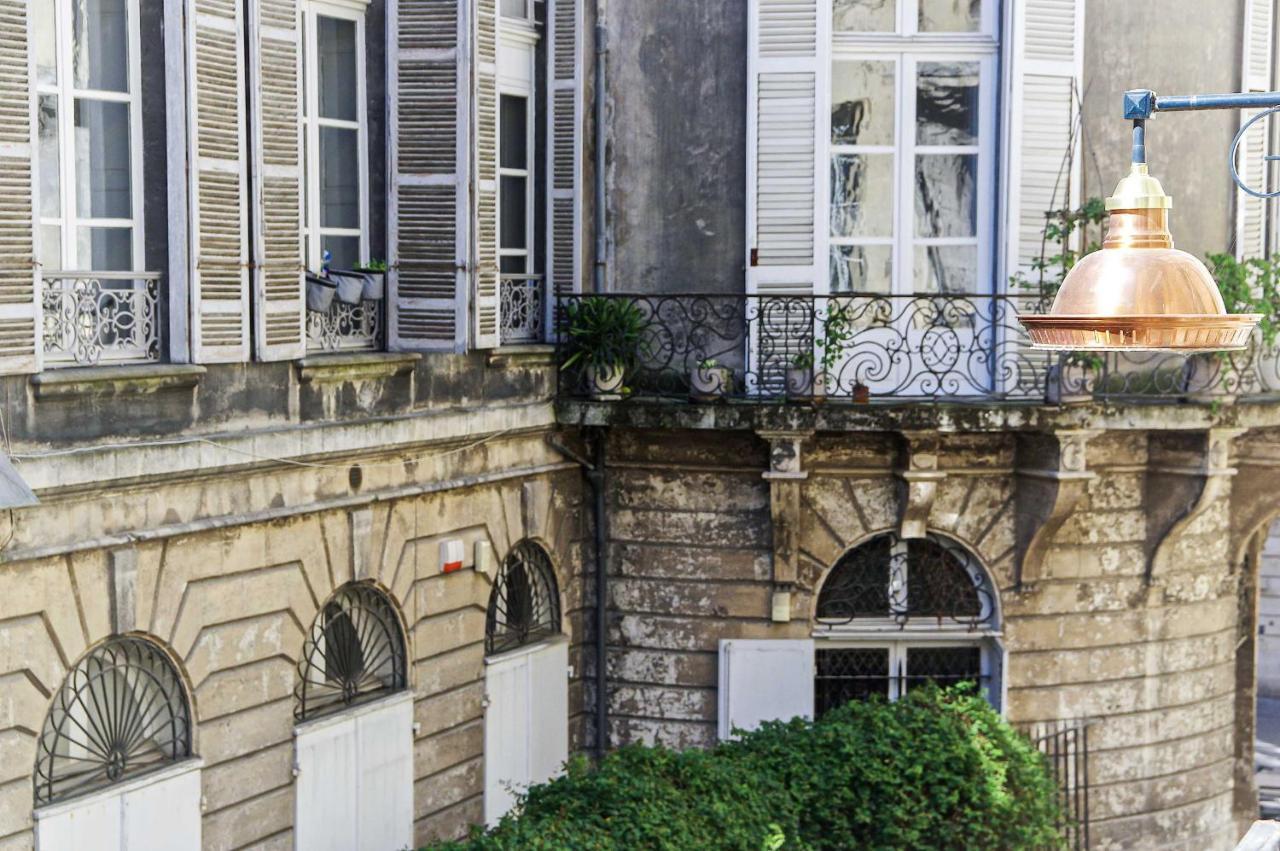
[188,0,251,362]
[472,0,500,347]
[1002,0,1084,283]
[547,0,584,312]
[249,0,305,359]
[1237,0,1274,260]
[718,639,814,739]
[388,0,468,351]
[746,0,827,298]
[0,0,38,375]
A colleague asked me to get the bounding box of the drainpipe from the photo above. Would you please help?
[593,17,608,293]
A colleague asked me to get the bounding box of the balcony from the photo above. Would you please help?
[553,293,1280,405]
[306,271,385,353]
[500,273,547,345]
[42,271,162,367]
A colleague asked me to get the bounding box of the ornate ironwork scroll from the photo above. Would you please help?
[34,637,192,806]
[306,298,384,352]
[816,533,995,629]
[500,275,546,345]
[486,540,561,656]
[42,272,161,367]
[295,583,408,721]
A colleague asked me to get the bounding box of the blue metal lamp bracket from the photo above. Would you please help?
[1124,88,1280,198]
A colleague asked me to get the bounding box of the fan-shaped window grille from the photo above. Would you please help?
[486,540,561,656]
[816,533,996,629]
[296,582,408,721]
[34,637,192,806]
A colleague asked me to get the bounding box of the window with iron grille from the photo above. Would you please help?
[486,540,561,656]
[813,532,999,716]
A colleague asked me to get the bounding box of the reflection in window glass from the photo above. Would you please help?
[323,235,359,270]
[918,0,981,32]
[34,1,57,85]
[319,126,359,229]
[40,226,62,271]
[914,245,978,294]
[914,154,976,238]
[37,98,60,218]
[500,96,528,170]
[500,0,527,18]
[830,154,893,238]
[73,0,129,92]
[916,63,979,146]
[830,244,892,293]
[318,16,357,121]
[831,61,895,146]
[74,99,132,219]
[833,0,896,32]
[76,226,132,271]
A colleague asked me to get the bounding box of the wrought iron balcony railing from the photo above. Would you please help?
[42,271,162,367]
[306,271,385,353]
[500,273,547,345]
[554,293,1280,404]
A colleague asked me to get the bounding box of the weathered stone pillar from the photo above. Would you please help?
[758,430,811,623]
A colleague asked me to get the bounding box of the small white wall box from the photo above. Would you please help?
[474,541,495,578]
[440,539,465,574]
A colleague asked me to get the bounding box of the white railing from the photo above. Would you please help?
[500,274,546,345]
[306,271,385,353]
[42,271,162,367]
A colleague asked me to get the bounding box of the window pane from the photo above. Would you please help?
[917,63,979,146]
[319,126,359,228]
[500,0,527,18]
[74,99,132,219]
[914,245,978,293]
[73,0,130,92]
[500,255,527,274]
[322,235,359,270]
[831,154,892,238]
[500,175,527,249]
[500,95,528,170]
[833,0,896,32]
[830,244,892,293]
[832,61,895,146]
[919,0,981,32]
[40,225,62,271]
[35,0,57,85]
[904,646,981,693]
[76,226,131,270]
[318,16,358,121]
[38,96,61,218]
[915,154,976,237]
[815,648,890,718]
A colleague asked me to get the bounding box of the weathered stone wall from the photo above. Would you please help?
[0,360,588,850]
[1257,521,1280,697]
[601,425,1247,851]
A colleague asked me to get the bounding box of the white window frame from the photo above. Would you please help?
[301,0,370,272]
[497,18,539,278]
[828,0,998,296]
[34,0,146,273]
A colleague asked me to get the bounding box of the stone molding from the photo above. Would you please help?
[1145,428,1243,582]
[757,430,812,622]
[1013,429,1100,587]
[896,430,947,539]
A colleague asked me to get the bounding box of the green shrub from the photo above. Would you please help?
[431,686,1064,851]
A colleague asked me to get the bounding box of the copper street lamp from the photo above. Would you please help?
[1020,88,1273,351]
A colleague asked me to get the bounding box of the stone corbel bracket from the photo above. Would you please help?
[897,431,947,540]
[758,430,813,623]
[1014,430,1099,587]
[1145,428,1243,583]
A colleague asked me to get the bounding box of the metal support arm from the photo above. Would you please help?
[1122,88,1280,196]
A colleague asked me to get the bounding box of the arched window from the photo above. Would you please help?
[34,636,193,806]
[486,540,561,656]
[813,533,999,716]
[295,582,408,721]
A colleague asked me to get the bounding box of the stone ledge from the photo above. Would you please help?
[30,364,207,400]
[486,344,556,369]
[296,352,421,384]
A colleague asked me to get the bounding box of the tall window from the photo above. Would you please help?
[497,7,538,278]
[302,1,368,271]
[828,0,996,294]
[33,0,144,272]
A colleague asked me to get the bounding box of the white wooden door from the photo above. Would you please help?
[295,714,360,851]
[354,695,415,851]
[717,639,815,739]
[483,639,569,825]
[35,762,203,851]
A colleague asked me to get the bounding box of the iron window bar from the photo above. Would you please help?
[500,273,547,345]
[486,540,561,656]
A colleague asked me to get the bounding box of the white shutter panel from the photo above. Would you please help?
[121,767,202,851]
[473,0,500,347]
[353,695,415,851]
[1002,0,1084,282]
[527,640,569,786]
[188,0,251,362]
[35,793,123,851]
[1237,0,1274,260]
[546,0,584,312]
[484,650,531,826]
[717,639,814,740]
[0,0,38,375]
[746,0,827,298]
[249,0,305,359]
[388,0,468,350]
[295,715,360,851]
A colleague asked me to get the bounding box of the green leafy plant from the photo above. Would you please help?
[429,685,1065,851]
[790,351,813,371]
[560,297,649,374]
[818,300,857,376]
[1206,252,1280,347]
[352,259,388,273]
[698,357,720,369]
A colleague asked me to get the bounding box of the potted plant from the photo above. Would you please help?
[561,296,648,398]
[690,358,733,400]
[352,259,387,300]
[306,273,337,312]
[331,270,366,305]
[786,351,817,399]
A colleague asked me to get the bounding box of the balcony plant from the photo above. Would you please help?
[690,357,733,400]
[352,259,387,300]
[305,272,337,312]
[786,351,817,399]
[561,296,648,398]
